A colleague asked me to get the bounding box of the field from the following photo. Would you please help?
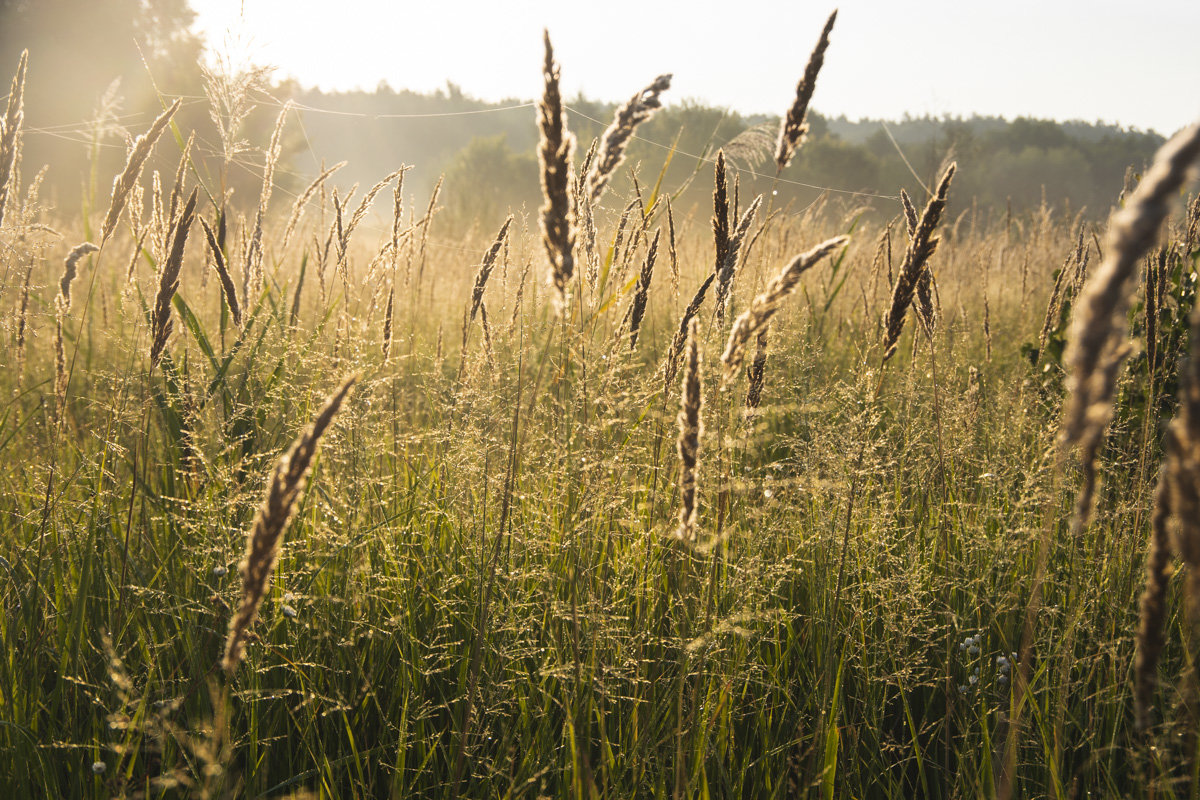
[3,29,1200,800]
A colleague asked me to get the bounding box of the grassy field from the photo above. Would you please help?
[3,32,1200,799]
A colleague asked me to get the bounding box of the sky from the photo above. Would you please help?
[191,0,1200,136]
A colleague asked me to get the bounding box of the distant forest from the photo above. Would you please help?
[292,82,1167,227]
[0,0,1168,226]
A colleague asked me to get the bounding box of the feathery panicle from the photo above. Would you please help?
[676,319,702,544]
[349,167,408,237]
[223,375,358,674]
[538,31,577,311]
[201,217,241,327]
[100,98,181,247]
[245,102,291,293]
[58,242,99,313]
[471,215,514,323]
[0,50,28,231]
[1061,124,1200,523]
[882,162,957,362]
[663,274,716,395]
[721,235,848,380]
[583,73,671,204]
[628,229,660,349]
[774,10,837,172]
[150,187,198,368]
[746,329,769,410]
[281,160,346,252]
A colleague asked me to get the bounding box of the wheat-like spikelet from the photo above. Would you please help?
[663,274,716,395]
[583,74,671,205]
[223,374,358,674]
[538,31,576,311]
[712,150,730,283]
[149,188,198,368]
[745,329,769,410]
[1061,124,1200,519]
[471,216,514,323]
[281,160,346,252]
[0,50,28,232]
[100,99,181,248]
[713,193,764,324]
[201,218,241,327]
[774,10,837,172]
[721,235,848,380]
[899,188,917,235]
[15,256,33,389]
[676,318,702,544]
[881,162,957,362]
[628,229,660,350]
[382,287,394,361]
[57,242,99,313]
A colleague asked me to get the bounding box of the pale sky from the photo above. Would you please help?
[191,0,1200,136]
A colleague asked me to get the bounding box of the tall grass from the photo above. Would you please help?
[1,31,1199,800]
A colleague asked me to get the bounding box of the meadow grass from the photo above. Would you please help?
[1,45,1200,800]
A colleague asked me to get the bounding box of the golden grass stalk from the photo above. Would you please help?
[676,318,702,544]
[1061,123,1200,528]
[245,103,290,294]
[149,188,198,368]
[223,374,358,674]
[774,10,837,172]
[538,30,577,311]
[281,160,346,252]
[201,217,241,327]
[58,242,99,313]
[583,73,671,205]
[1036,224,1087,363]
[663,274,716,395]
[882,163,957,363]
[0,50,28,232]
[665,195,679,299]
[470,215,514,324]
[123,228,149,285]
[415,176,442,287]
[100,98,181,248]
[721,235,848,380]
[15,256,33,388]
[628,229,660,349]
